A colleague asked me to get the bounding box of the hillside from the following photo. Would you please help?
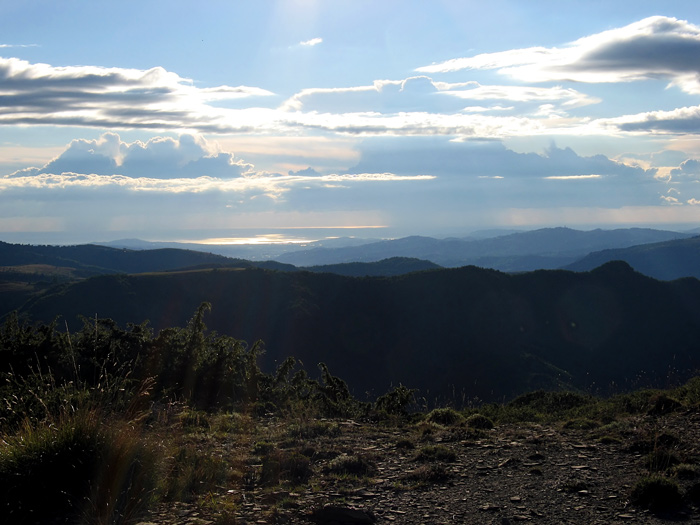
[304,257,441,277]
[0,241,236,275]
[10,261,700,403]
[275,227,691,270]
[565,235,700,280]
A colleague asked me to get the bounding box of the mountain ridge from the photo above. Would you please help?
[9,261,700,404]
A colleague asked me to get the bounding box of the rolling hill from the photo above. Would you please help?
[8,261,700,404]
[275,227,692,270]
[565,235,700,280]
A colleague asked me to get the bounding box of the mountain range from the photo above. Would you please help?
[96,227,694,274]
[4,227,700,403]
[4,259,700,403]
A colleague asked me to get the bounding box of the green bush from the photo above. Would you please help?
[630,475,683,511]
[414,445,456,462]
[164,444,229,501]
[374,385,416,416]
[261,449,313,486]
[425,407,463,426]
[402,463,451,484]
[562,418,600,430]
[465,413,494,430]
[0,410,161,524]
[327,454,376,477]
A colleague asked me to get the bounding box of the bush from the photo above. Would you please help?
[414,445,456,462]
[261,449,313,486]
[465,413,494,430]
[425,407,463,426]
[327,454,376,477]
[0,410,161,524]
[562,418,600,430]
[645,449,680,474]
[630,475,683,511]
[374,385,416,416]
[402,464,451,484]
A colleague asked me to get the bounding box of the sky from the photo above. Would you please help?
[3,1,700,244]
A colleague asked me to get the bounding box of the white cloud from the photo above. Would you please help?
[299,37,323,47]
[2,133,433,198]
[417,16,700,94]
[0,57,274,131]
[441,84,599,108]
[598,105,700,134]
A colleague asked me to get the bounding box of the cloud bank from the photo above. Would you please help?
[417,16,700,93]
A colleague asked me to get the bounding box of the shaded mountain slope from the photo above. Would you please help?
[11,262,700,403]
[304,257,441,276]
[565,235,700,280]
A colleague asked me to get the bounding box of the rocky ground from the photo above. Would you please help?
[136,410,700,525]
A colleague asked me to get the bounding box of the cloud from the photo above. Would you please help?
[441,84,599,108]
[0,56,627,140]
[600,105,700,134]
[299,37,322,47]
[280,76,596,114]
[10,133,255,180]
[347,137,653,181]
[3,132,432,197]
[0,56,274,131]
[670,158,700,178]
[417,16,700,94]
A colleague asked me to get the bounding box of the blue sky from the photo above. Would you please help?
[3,1,700,243]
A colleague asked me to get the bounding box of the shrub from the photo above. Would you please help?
[562,418,600,430]
[508,390,591,413]
[327,454,376,477]
[402,464,451,484]
[645,449,680,474]
[672,463,699,480]
[647,393,683,416]
[396,438,415,450]
[164,444,229,501]
[414,445,456,462]
[630,475,683,511]
[0,410,161,524]
[465,413,494,430]
[425,407,463,426]
[374,385,416,416]
[261,450,313,486]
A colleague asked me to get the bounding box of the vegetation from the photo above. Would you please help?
[3,305,700,522]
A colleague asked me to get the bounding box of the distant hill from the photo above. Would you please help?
[0,241,235,275]
[304,257,441,277]
[96,236,379,261]
[565,235,700,280]
[275,227,691,270]
[9,261,700,403]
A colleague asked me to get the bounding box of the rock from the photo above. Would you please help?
[308,505,377,524]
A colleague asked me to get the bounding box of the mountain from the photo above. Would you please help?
[96,236,379,261]
[304,257,441,277]
[0,241,236,275]
[565,235,700,280]
[275,227,692,270]
[9,261,700,403]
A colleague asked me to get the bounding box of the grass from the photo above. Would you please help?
[0,409,162,525]
[8,312,700,521]
[630,475,683,511]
